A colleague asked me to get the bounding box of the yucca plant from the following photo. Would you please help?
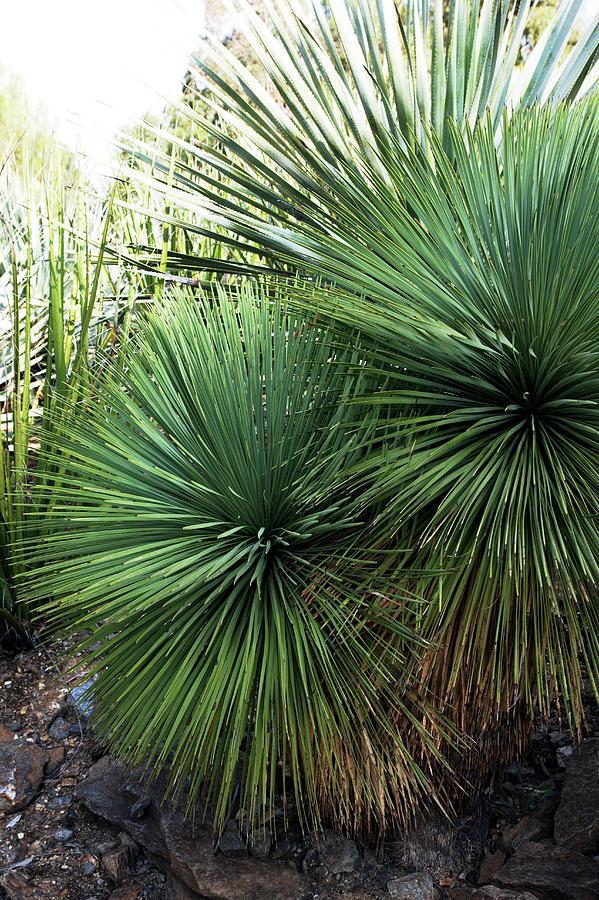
[375,101,599,753]
[130,74,598,781]
[289,100,598,772]
[23,283,458,835]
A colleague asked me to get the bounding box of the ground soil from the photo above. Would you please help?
[0,633,166,900]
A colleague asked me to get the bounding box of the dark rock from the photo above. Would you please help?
[54,827,73,841]
[0,740,48,812]
[478,850,506,884]
[270,838,294,859]
[505,762,535,781]
[80,852,98,875]
[76,759,305,899]
[167,874,199,899]
[96,839,120,854]
[491,840,599,899]
[47,794,72,810]
[450,886,538,899]
[554,738,599,852]
[537,789,561,824]
[387,871,436,899]
[248,834,272,860]
[337,894,381,900]
[217,821,247,856]
[48,717,71,741]
[399,810,488,877]
[556,745,575,768]
[103,847,131,883]
[502,816,548,851]
[45,745,66,775]
[321,829,361,874]
[0,873,55,899]
[129,794,152,819]
[107,886,142,900]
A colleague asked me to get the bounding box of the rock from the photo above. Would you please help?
[0,740,48,812]
[337,894,381,900]
[387,871,436,899]
[556,745,575,768]
[47,794,72,810]
[478,850,506,884]
[0,873,55,899]
[554,738,599,852]
[491,840,599,899]
[68,680,95,720]
[80,852,98,875]
[505,762,535,781]
[54,827,74,841]
[103,847,131,883]
[48,717,71,741]
[483,892,536,900]
[399,810,488,877]
[45,745,65,775]
[271,838,294,859]
[502,816,548,851]
[321,829,361,874]
[76,759,305,899]
[167,874,200,899]
[0,723,16,742]
[217,821,247,856]
[336,894,375,899]
[129,794,151,819]
[107,887,142,900]
[450,886,538,899]
[96,839,120,854]
[248,834,272,860]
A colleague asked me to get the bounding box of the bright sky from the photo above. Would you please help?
[2,0,224,170]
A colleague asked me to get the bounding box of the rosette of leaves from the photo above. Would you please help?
[24,282,454,835]
[324,101,599,766]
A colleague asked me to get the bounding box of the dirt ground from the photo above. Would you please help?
[0,635,166,900]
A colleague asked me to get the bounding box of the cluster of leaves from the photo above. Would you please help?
[24,284,462,834]
[15,0,599,839]
[0,124,145,641]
